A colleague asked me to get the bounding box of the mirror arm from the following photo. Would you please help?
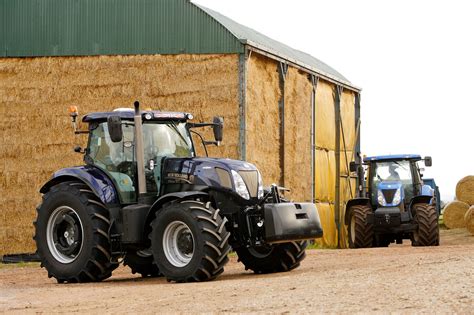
[188,122,217,128]
[190,130,209,157]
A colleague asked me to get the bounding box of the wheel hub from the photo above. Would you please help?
[46,206,83,264]
[162,221,195,267]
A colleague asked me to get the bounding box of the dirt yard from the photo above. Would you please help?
[1,229,473,314]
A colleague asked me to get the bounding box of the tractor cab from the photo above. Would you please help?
[365,155,433,211]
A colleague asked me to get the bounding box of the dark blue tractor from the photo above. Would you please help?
[33,101,323,283]
[345,155,439,248]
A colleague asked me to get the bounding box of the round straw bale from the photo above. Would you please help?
[455,176,474,205]
[464,206,474,235]
[443,201,469,229]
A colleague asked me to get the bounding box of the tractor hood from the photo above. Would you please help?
[162,157,262,200]
[377,181,404,207]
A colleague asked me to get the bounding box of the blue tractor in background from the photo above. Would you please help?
[345,155,439,248]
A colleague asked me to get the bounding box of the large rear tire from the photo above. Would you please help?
[34,181,117,283]
[124,250,161,278]
[235,241,307,274]
[150,200,230,282]
[412,203,439,246]
[348,205,374,248]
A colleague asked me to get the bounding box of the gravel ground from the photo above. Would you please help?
[1,229,473,314]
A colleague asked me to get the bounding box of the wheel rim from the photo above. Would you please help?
[350,215,356,244]
[46,206,84,264]
[248,245,273,258]
[162,221,194,267]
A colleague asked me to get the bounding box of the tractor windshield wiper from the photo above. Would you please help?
[169,122,190,146]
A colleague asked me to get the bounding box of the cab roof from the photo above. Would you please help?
[82,110,191,123]
[363,154,422,163]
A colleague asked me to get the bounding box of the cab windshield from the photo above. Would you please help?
[143,122,194,160]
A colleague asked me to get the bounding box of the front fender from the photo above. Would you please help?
[143,191,210,236]
[40,166,119,205]
[344,198,371,225]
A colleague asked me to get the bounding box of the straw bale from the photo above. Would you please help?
[455,176,474,205]
[0,53,239,255]
[443,200,469,229]
[314,80,336,150]
[340,90,356,150]
[314,149,330,202]
[464,206,474,235]
[245,53,281,186]
[314,202,338,248]
[283,67,312,201]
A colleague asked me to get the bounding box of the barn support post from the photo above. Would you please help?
[278,62,288,186]
[238,47,250,161]
[355,93,363,197]
[310,75,319,203]
[334,85,343,248]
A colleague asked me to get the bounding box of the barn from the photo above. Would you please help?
[0,0,361,255]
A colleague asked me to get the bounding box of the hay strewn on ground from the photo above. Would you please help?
[464,206,474,235]
[455,176,474,205]
[0,54,239,255]
[443,200,469,229]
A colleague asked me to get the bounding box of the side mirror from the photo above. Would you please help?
[424,156,432,167]
[349,161,358,173]
[212,116,224,145]
[107,115,123,142]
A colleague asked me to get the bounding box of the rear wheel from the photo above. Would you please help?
[124,249,161,278]
[412,203,439,246]
[34,181,117,283]
[235,241,307,274]
[348,205,374,248]
[150,200,230,282]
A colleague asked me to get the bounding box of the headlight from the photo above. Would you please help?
[377,190,387,206]
[231,170,250,200]
[392,188,401,205]
[257,171,264,199]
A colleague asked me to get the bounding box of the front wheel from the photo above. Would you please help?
[150,200,231,282]
[235,241,307,274]
[412,203,439,246]
[348,205,374,248]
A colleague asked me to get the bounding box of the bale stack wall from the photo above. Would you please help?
[0,54,240,255]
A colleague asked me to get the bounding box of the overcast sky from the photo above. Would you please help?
[194,0,474,201]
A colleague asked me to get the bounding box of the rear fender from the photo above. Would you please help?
[39,166,119,205]
[344,198,371,225]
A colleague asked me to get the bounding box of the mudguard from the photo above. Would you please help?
[344,198,371,225]
[143,191,209,235]
[39,166,119,205]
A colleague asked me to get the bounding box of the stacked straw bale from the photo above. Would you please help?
[0,54,239,255]
[465,206,474,235]
[455,176,474,205]
[443,200,469,229]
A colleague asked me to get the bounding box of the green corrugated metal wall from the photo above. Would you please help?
[1,0,243,57]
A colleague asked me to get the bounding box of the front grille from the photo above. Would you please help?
[382,189,397,204]
[238,170,258,198]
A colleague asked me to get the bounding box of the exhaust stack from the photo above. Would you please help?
[134,101,147,197]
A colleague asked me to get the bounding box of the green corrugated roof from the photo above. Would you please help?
[0,0,356,88]
[195,3,353,87]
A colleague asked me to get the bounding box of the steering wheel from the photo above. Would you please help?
[116,161,135,174]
